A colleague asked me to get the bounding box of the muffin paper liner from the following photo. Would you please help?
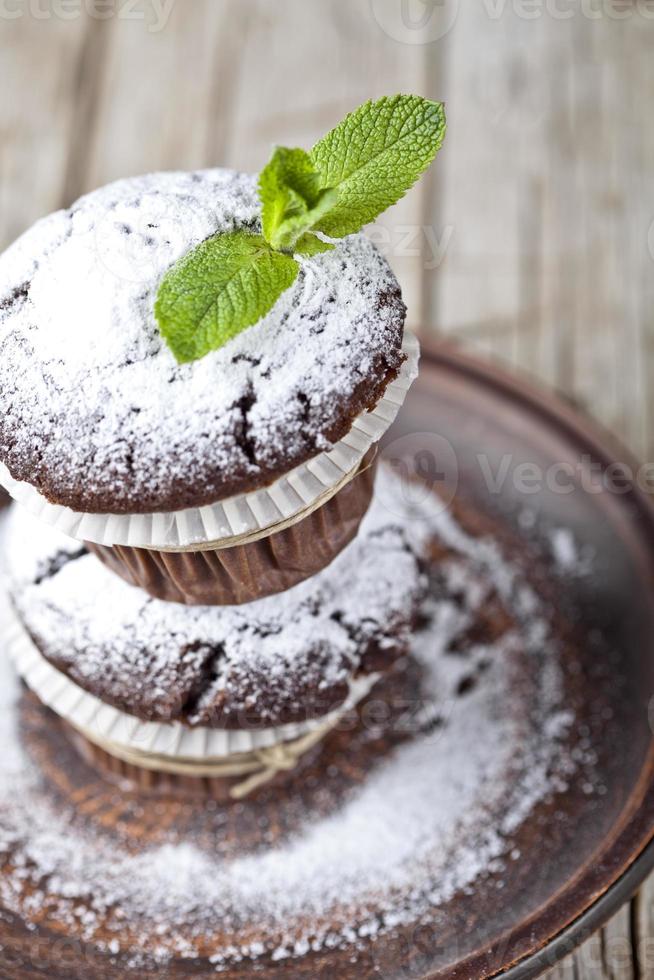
[3,597,380,760]
[86,452,377,606]
[69,714,348,799]
[0,332,419,550]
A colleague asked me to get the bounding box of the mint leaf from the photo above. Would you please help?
[294,233,335,257]
[259,146,338,251]
[155,231,299,363]
[156,94,446,363]
[310,95,446,238]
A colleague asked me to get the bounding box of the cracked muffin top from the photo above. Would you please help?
[0,169,406,515]
[5,466,433,729]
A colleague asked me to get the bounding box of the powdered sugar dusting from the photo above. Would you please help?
[0,169,405,513]
[0,494,599,972]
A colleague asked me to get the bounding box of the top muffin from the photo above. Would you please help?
[0,169,406,514]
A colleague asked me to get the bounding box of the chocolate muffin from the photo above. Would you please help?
[6,466,434,731]
[0,169,406,516]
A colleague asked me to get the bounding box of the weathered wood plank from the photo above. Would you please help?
[425,4,654,460]
[0,13,89,246]
[226,0,434,329]
[83,0,239,193]
[76,0,434,328]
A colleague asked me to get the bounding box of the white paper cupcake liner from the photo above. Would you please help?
[3,597,380,760]
[0,332,419,550]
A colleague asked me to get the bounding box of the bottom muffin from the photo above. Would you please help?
[5,465,440,733]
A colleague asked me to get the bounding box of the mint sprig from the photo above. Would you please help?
[156,95,446,363]
[155,231,298,363]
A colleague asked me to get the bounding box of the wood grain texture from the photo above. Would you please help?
[0,13,88,244]
[427,1,654,462]
[0,1,651,976]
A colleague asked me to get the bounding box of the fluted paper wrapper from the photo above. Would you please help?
[0,332,419,550]
[4,599,379,760]
[87,450,376,605]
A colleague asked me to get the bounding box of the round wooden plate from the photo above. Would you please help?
[1,338,654,979]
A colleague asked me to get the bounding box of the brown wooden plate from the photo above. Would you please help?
[1,338,653,979]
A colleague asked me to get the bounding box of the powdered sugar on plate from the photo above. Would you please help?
[0,169,406,514]
[0,493,599,972]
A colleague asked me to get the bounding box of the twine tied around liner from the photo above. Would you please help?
[73,711,345,799]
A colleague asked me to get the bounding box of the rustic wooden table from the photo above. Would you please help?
[1,2,652,976]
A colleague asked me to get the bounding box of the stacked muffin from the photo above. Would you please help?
[0,169,425,797]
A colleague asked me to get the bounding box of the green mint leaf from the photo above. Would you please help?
[259,146,338,251]
[310,95,446,238]
[155,231,299,363]
[293,233,335,257]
